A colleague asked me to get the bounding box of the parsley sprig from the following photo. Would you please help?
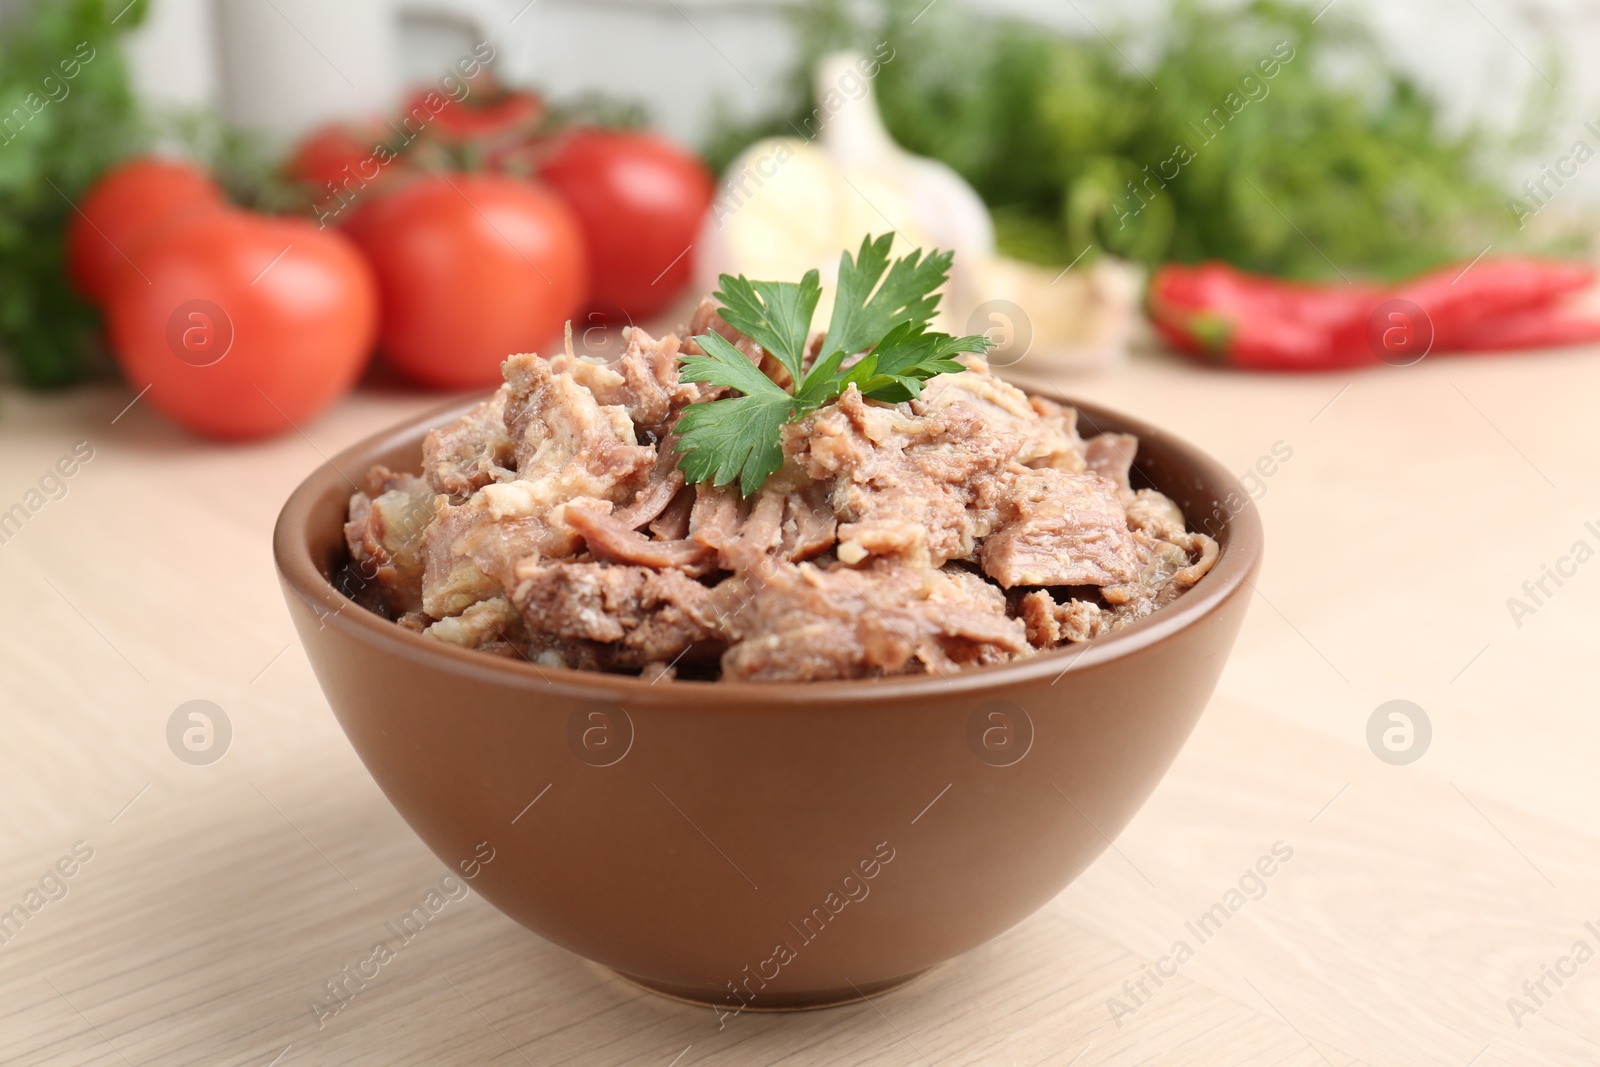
[673,234,991,496]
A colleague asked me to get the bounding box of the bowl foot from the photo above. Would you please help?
[610,966,934,1012]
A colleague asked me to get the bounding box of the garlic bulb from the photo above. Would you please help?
[695,50,1135,372]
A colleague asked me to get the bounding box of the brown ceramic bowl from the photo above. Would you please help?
[274,392,1262,1012]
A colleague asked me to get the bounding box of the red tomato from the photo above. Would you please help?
[286,121,410,236]
[286,122,386,189]
[67,157,224,306]
[352,174,586,390]
[105,210,377,441]
[408,83,544,145]
[537,129,714,321]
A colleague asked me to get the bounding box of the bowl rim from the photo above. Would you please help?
[274,388,1263,707]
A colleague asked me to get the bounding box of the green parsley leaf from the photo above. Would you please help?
[674,236,991,496]
[677,329,791,402]
[822,234,955,362]
[838,321,990,403]
[790,347,850,411]
[674,330,795,496]
[673,389,793,497]
[709,270,822,385]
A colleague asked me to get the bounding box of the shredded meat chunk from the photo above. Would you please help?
[500,353,655,489]
[346,311,1221,681]
[1083,433,1140,493]
[779,481,837,560]
[611,444,687,531]
[918,363,1084,470]
[649,485,695,542]
[553,326,700,440]
[507,561,724,671]
[1124,488,1188,539]
[1024,395,1088,472]
[836,520,930,568]
[421,354,655,615]
[1018,590,1105,646]
[684,473,837,570]
[981,469,1139,588]
[1101,527,1219,628]
[1014,484,1220,650]
[419,498,511,619]
[425,597,528,659]
[422,387,515,497]
[792,386,1020,567]
[714,562,1030,682]
[344,466,436,615]
[565,499,717,575]
[711,486,787,571]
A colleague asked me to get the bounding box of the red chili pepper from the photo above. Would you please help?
[1396,258,1595,347]
[1148,297,1355,370]
[1147,263,1374,370]
[1151,262,1379,331]
[1150,259,1600,371]
[1445,308,1600,352]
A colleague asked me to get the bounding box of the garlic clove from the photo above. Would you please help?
[695,137,848,301]
[817,51,995,263]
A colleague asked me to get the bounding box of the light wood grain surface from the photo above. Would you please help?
[1,341,1598,1066]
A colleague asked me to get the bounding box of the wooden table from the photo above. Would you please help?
[2,342,1597,1066]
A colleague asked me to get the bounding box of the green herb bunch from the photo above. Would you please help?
[707,0,1563,282]
[0,0,150,388]
[675,234,989,496]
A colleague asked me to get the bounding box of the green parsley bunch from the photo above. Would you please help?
[673,234,990,496]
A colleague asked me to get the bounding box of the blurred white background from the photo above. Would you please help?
[124,0,1600,159]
